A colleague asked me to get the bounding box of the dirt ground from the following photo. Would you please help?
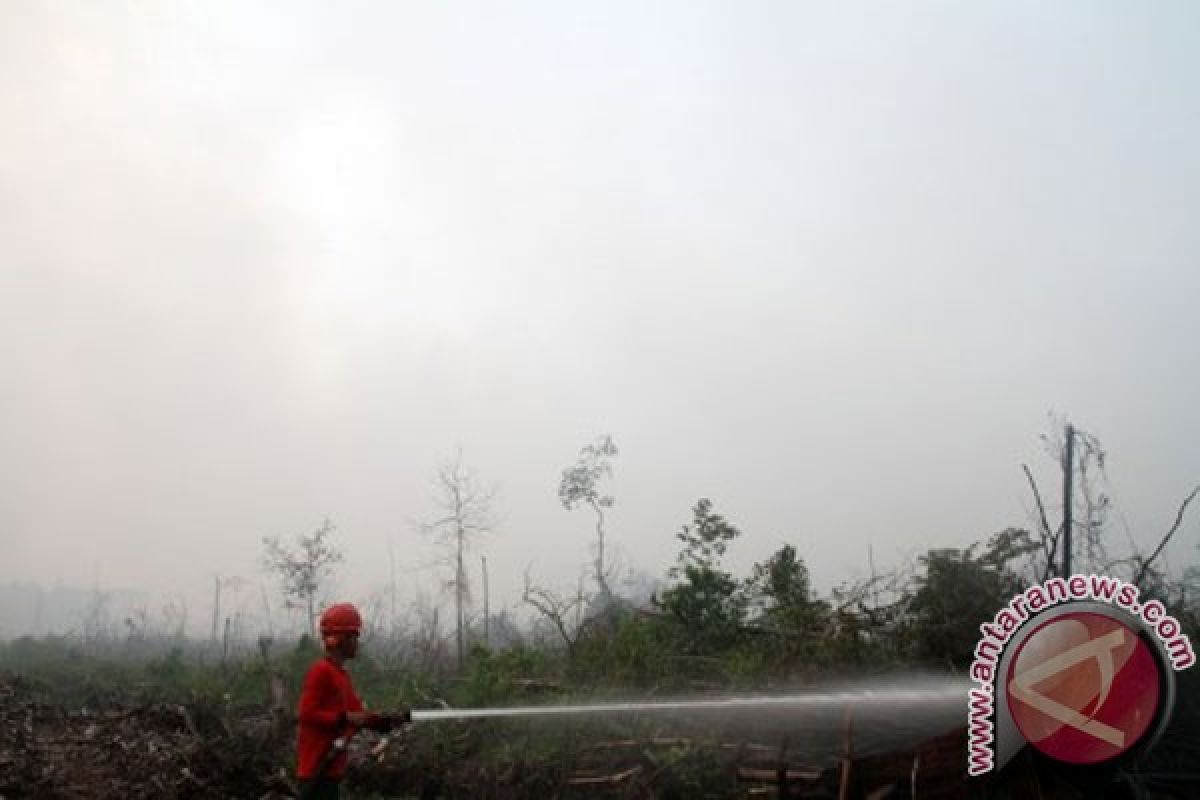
[4,672,1196,799]
[0,670,971,799]
[0,673,303,799]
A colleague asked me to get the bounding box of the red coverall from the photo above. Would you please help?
[296,657,364,781]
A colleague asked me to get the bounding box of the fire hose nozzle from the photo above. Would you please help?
[367,709,411,733]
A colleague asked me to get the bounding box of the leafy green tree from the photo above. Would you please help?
[741,545,832,672]
[907,527,1036,667]
[559,435,618,597]
[261,517,343,637]
[746,544,828,632]
[670,498,740,575]
[658,499,746,653]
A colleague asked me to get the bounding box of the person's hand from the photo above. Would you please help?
[344,711,372,727]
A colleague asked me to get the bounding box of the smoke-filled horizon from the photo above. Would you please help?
[4,2,1200,638]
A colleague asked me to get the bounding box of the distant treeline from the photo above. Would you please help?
[0,582,148,640]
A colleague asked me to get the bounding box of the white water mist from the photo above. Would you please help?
[409,678,970,723]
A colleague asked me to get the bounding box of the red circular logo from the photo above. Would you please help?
[1006,611,1162,765]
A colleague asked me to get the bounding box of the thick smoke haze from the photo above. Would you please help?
[3,2,1199,636]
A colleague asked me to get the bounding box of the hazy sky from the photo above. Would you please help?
[3,2,1199,633]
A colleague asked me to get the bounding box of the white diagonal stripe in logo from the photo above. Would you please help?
[1007,628,1126,748]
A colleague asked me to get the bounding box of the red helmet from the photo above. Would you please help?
[319,603,362,635]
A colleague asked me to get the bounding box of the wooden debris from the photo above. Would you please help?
[567,765,642,786]
[736,766,821,783]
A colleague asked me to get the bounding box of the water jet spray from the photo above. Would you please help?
[301,679,971,799]
[405,681,970,724]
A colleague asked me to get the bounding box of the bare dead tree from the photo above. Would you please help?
[408,593,453,677]
[1133,484,1200,590]
[1026,417,1198,589]
[210,573,248,646]
[357,589,389,646]
[522,566,592,660]
[81,587,113,651]
[832,560,913,619]
[1073,430,1111,572]
[420,449,498,671]
[481,555,490,648]
[160,597,188,641]
[258,581,275,639]
[1022,463,1060,581]
[1024,419,1111,578]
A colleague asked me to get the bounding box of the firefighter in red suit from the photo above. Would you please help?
[297,602,398,800]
